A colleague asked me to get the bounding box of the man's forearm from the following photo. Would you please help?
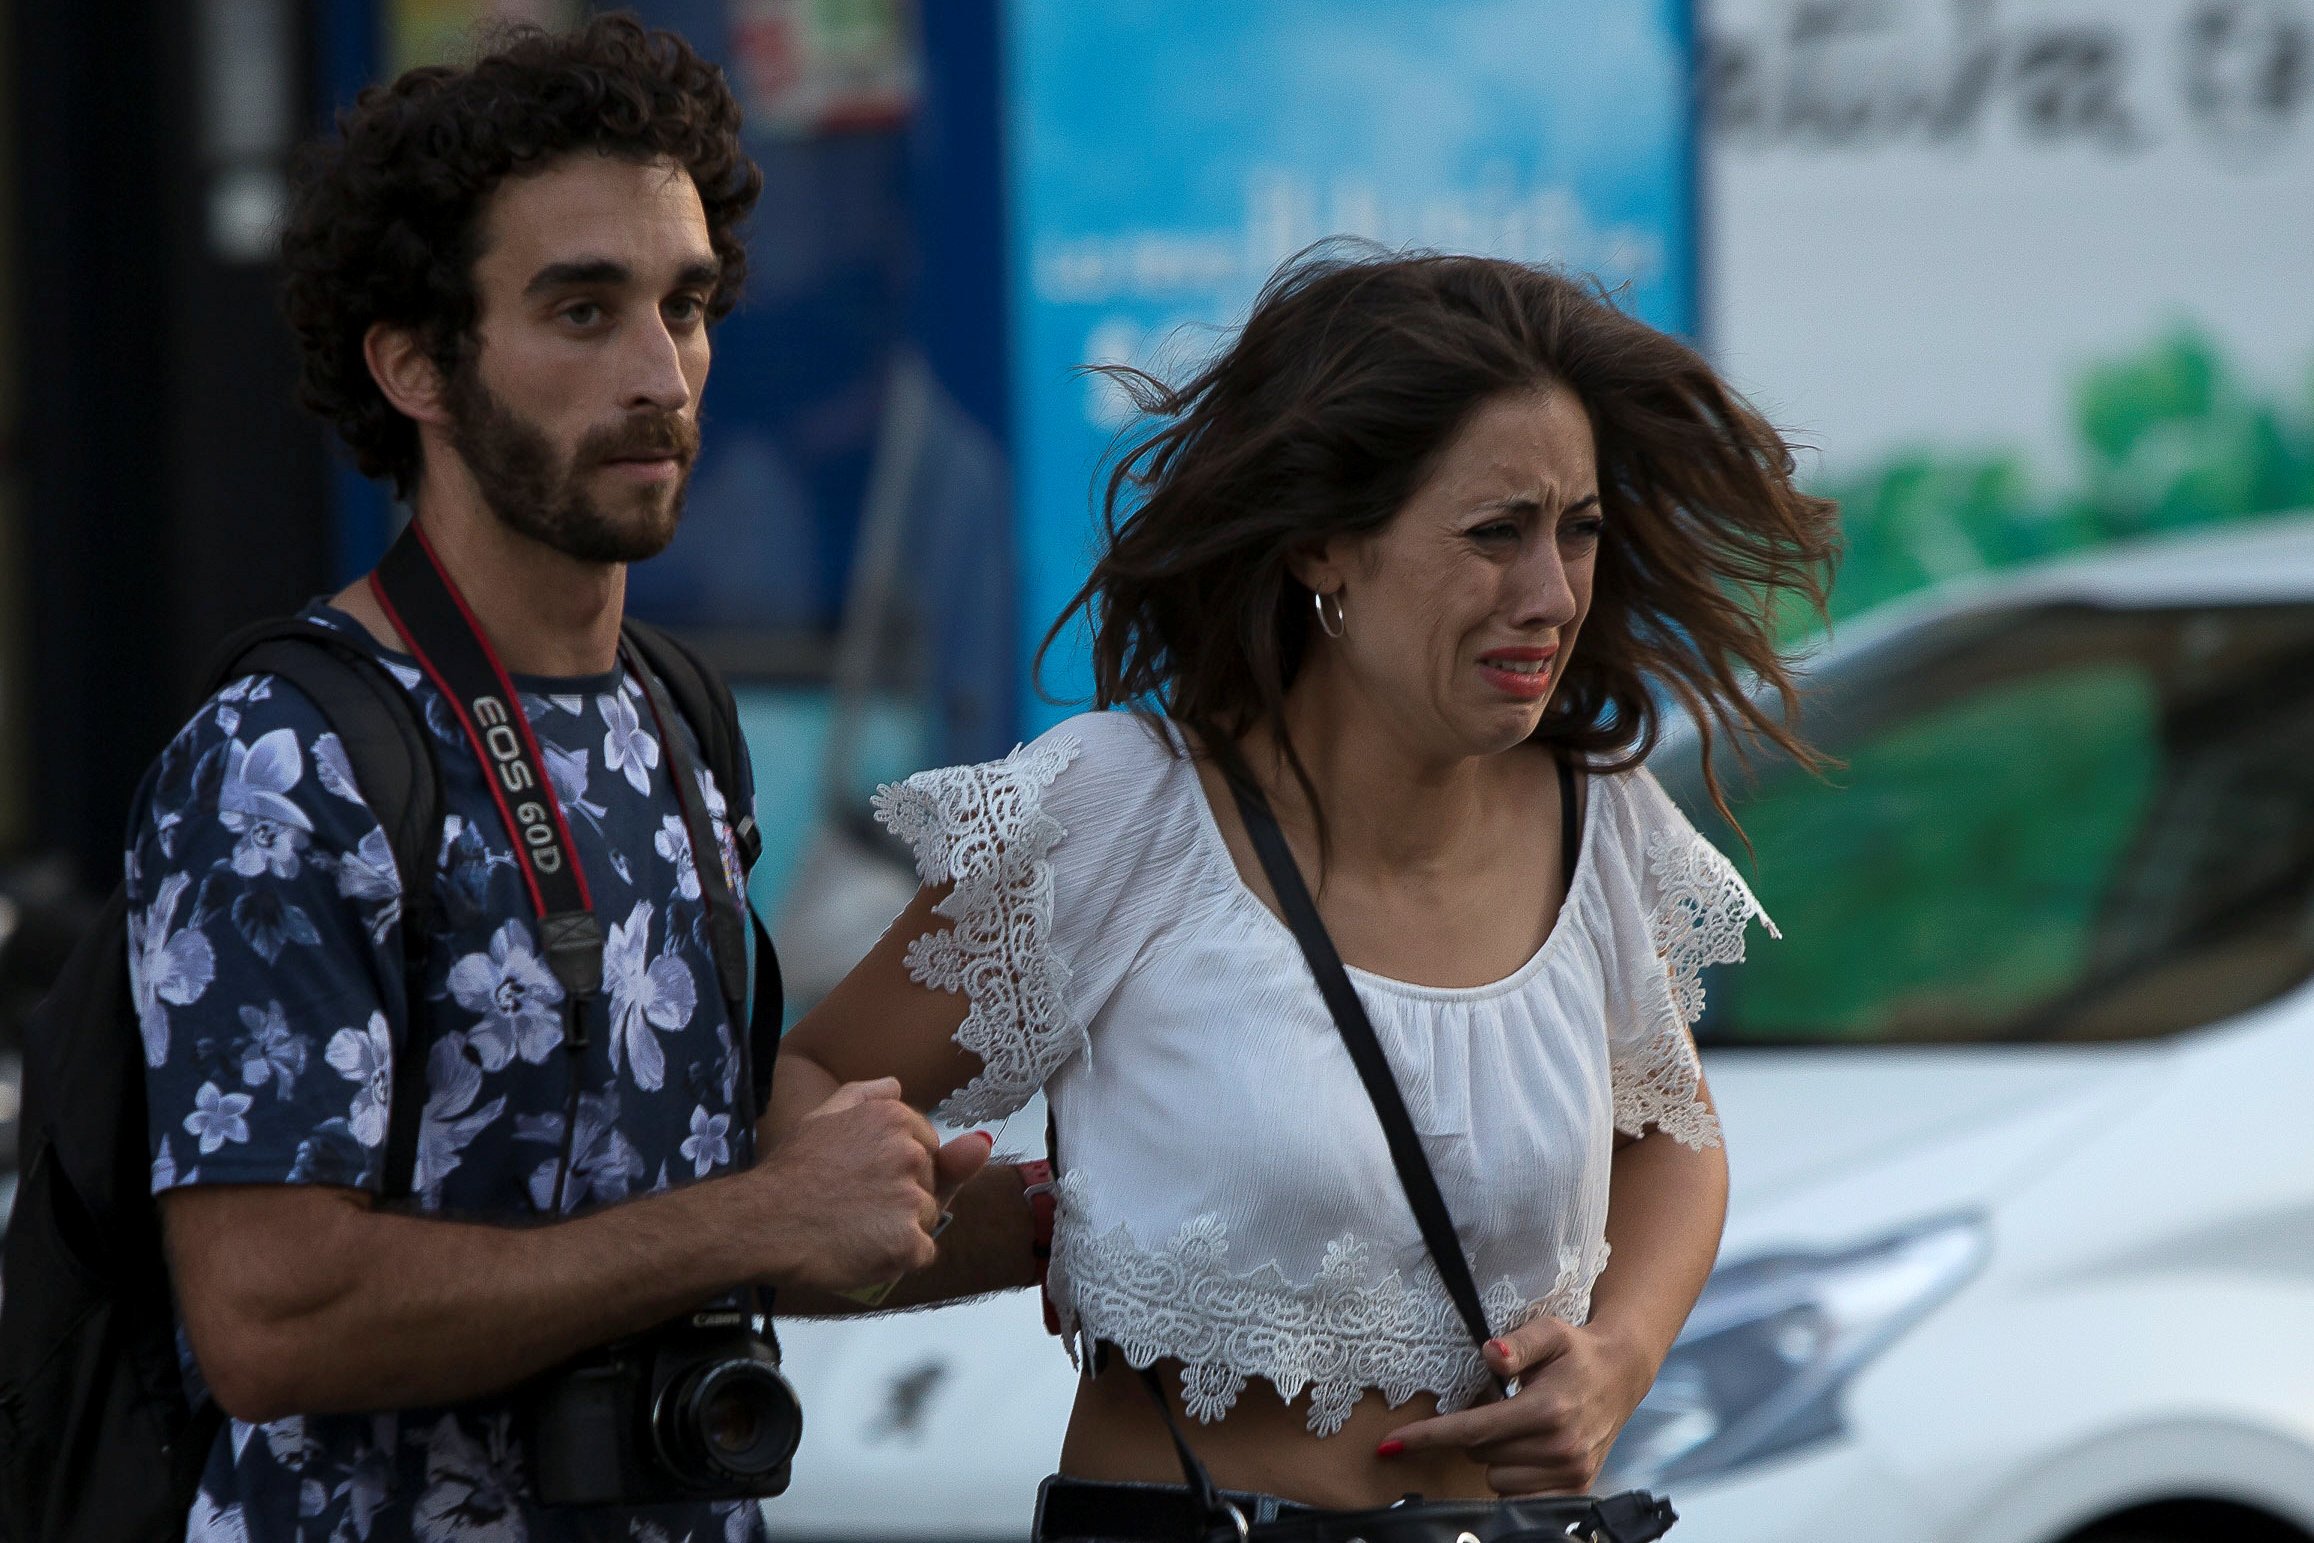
[779,1160,1036,1316]
[168,1174,788,1422]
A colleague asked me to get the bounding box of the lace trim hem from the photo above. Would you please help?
[872,735,1084,1125]
[1612,827,1777,1150]
[1049,1175,1607,1437]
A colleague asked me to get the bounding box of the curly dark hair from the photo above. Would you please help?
[1050,247,1842,831]
[279,12,761,496]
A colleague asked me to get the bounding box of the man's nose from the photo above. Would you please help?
[621,311,692,414]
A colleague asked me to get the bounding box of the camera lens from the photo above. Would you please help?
[702,1380,763,1457]
[655,1358,802,1487]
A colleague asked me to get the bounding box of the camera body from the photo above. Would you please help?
[526,1306,803,1507]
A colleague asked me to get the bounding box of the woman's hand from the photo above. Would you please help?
[1374,1317,1655,1496]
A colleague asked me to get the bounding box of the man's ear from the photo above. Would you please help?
[363,323,452,428]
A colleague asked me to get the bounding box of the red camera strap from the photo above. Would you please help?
[370,524,603,1008]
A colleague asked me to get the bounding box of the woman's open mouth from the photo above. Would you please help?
[1477,646,1558,700]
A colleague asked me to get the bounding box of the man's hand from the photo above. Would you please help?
[746,1078,990,1295]
[1375,1317,1654,1496]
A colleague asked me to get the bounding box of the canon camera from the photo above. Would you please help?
[525,1305,802,1506]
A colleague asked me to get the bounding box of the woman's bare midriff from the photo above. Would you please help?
[1057,1352,1503,1510]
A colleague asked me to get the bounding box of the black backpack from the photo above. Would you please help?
[0,614,777,1543]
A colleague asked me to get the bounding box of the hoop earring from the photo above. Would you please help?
[1313,589,1346,639]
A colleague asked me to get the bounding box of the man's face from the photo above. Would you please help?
[447,152,718,563]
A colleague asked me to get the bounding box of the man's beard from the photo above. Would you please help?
[443,366,700,564]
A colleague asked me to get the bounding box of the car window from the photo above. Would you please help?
[1673,604,2314,1046]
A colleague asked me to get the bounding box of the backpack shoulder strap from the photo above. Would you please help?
[203,618,445,1195]
[619,618,760,871]
[203,618,444,913]
[618,618,781,1115]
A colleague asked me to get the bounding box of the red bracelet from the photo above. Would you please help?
[1018,1159,1061,1335]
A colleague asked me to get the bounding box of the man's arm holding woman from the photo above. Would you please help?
[165,1077,983,1420]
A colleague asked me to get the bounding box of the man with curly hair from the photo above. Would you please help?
[121,16,1033,1541]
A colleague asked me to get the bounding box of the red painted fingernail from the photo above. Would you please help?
[1374,1439,1404,1459]
[1486,1338,1511,1360]
[973,1130,995,1147]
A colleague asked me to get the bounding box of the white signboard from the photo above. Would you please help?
[1706,0,2314,496]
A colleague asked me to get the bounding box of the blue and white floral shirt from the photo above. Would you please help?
[127,604,767,1543]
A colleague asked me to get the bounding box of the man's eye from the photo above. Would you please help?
[665,296,706,324]
[560,302,603,327]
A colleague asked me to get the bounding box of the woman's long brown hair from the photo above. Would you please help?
[1041,247,1841,835]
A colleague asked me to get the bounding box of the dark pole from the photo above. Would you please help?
[14,0,175,889]
[12,0,330,891]
[161,0,331,707]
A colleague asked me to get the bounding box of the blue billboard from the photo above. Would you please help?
[1004,0,1698,731]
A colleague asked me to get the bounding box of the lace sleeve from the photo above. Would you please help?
[1605,773,1778,1150]
[871,733,1086,1125]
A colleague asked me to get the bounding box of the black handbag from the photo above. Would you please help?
[1108,764,1674,1543]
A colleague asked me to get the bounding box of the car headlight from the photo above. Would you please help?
[1600,1213,1989,1491]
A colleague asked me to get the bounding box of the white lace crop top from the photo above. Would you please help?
[872,711,1772,1436]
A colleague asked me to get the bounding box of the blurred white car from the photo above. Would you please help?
[763,514,2314,1543]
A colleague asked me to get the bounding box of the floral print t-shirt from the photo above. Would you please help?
[127,604,766,1543]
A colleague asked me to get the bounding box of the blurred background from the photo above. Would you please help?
[4,2,2314,1539]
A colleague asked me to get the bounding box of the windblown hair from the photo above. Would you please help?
[278,12,761,495]
[1048,247,1841,829]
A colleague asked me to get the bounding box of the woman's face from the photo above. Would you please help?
[1300,385,1601,760]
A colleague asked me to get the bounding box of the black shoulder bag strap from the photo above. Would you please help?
[1225,756,1584,1385]
[1117,759,1681,1543]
